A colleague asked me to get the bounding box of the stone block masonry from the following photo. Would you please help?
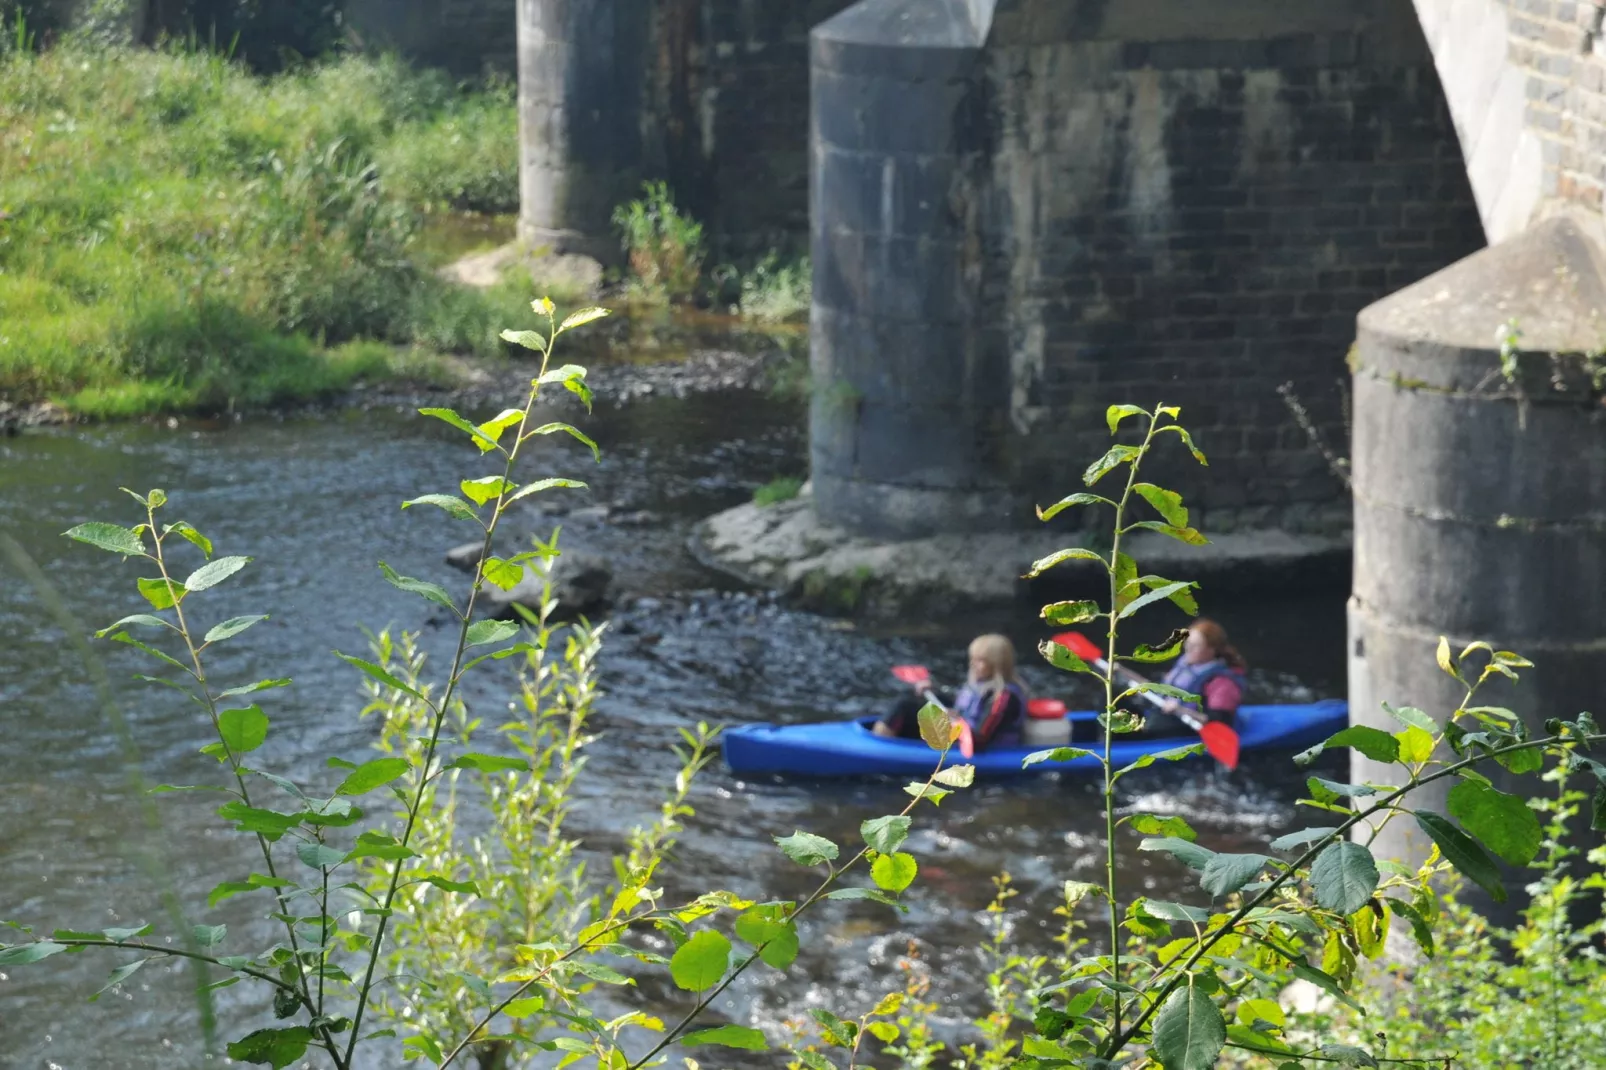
[810,0,1486,538]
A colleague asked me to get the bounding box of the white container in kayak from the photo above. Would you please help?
[1021,699,1072,747]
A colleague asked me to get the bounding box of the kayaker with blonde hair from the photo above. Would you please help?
[873,633,1027,750]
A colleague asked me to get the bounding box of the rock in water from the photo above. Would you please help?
[483,551,614,621]
[445,541,485,572]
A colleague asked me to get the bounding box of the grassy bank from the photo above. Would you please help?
[0,41,526,416]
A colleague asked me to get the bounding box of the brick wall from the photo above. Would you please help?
[991,19,1487,534]
[1504,0,1606,208]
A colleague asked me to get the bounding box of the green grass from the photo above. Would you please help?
[753,475,804,507]
[0,42,525,415]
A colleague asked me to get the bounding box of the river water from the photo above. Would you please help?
[0,355,1347,1068]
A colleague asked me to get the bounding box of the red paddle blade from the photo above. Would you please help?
[1054,631,1105,664]
[892,664,931,685]
[957,719,975,760]
[1199,721,1240,771]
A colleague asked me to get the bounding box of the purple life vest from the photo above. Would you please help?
[1162,658,1246,714]
[953,681,1026,746]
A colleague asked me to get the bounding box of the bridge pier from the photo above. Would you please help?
[1348,213,1606,914]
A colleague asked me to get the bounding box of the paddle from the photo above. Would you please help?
[1051,632,1240,771]
[890,665,975,759]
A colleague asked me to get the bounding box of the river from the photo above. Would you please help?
[0,350,1348,1068]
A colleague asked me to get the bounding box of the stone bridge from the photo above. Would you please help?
[518,0,1598,541]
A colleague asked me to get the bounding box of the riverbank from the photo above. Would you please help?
[0,43,527,417]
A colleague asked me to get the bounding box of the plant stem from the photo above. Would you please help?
[347,316,562,1066]
[46,938,299,994]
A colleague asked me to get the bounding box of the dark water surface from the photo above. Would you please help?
[0,384,1346,1068]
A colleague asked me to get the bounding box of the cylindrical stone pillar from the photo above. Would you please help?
[1350,213,1606,912]
[808,0,1018,538]
[516,0,648,263]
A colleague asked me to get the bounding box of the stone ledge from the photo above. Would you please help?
[690,487,1351,620]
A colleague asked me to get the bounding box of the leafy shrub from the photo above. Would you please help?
[738,252,810,323]
[611,180,705,304]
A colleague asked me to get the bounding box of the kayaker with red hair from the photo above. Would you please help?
[1154,618,1246,727]
[873,634,1027,750]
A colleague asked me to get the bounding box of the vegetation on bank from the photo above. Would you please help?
[0,39,521,416]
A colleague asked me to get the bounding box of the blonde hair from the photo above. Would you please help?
[968,633,1019,683]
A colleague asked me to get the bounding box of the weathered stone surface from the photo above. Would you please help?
[694,486,1349,619]
[484,550,616,620]
[1349,212,1606,916]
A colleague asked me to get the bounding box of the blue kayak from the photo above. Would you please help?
[721,700,1349,777]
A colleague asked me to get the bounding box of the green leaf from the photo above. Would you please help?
[1131,629,1189,662]
[1317,1044,1379,1067]
[1395,725,1435,764]
[345,830,418,862]
[335,758,411,797]
[419,407,498,449]
[216,801,301,839]
[137,576,186,609]
[334,652,424,700]
[1134,483,1188,527]
[101,924,153,942]
[1236,998,1286,1028]
[1382,702,1437,733]
[775,831,839,867]
[296,843,345,870]
[0,942,67,965]
[479,557,524,591]
[1289,961,1361,1012]
[1131,814,1197,841]
[825,887,904,909]
[1083,444,1141,486]
[1321,726,1401,764]
[64,522,145,556]
[1126,520,1209,545]
[1040,638,1095,675]
[465,619,519,648]
[192,923,227,948]
[460,476,514,506]
[1023,746,1096,768]
[1157,423,1209,465]
[218,706,269,755]
[916,702,954,751]
[1106,403,1146,433]
[669,930,730,991]
[680,1024,768,1051]
[402,494,480,520]
[1117,581,1197,621]
[95,613,173,637]
[1140,837,1215,871]
[227,1026,313,1069]
[1200,853,1271,898]
[500,328,548,353]
[871,852,918,893]
[1416,810,1506,902]
[417,875,481,895]
[184,555,250,592]
[559,308,611,332]
[208,881,259,908]
[205,615,268,643]
[933,764,974,788]
[1594,783,1606,833]
[474,408,526,451]
[90,957,150,1001]
[1447,780,1541,866]
[1036,494,1113,522]
[1307,777,1379,801]
[1151,977,1226,1070]
[1143,577,1200,615]
[219,678,292,700]
[1269,826,1339,852]
[1436,636,1459,681]
[903,782,951,805]
[378,562,457,613]
[1385,898,1434,957]
[502,997,544,1019]
[1119,744,1204,776]
[1310,841,1379,916]
[1041,600,1101,625]
[1145,900,1209,923]
[449,752,528,773]
[734,910,799,969]
[861,815,911,855]
[530,421,601,461]
[1025,547,1105,577]
[505,477,589,505]
[166,521,212,558]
